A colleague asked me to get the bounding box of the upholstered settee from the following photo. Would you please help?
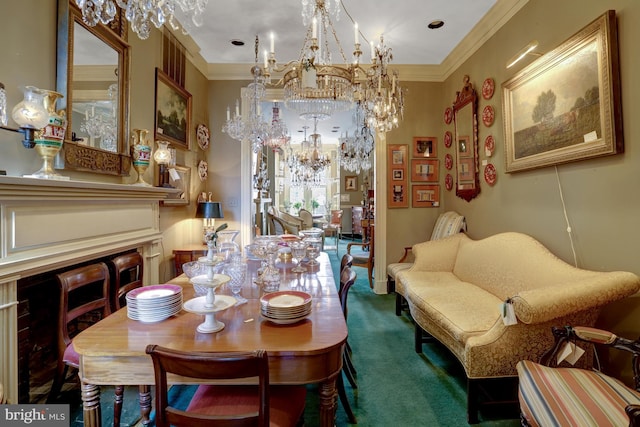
[395,232,640,423]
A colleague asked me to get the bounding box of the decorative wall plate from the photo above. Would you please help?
[445,173,453,191]
[484,163,497,186]
[482,78,495,100]
[484,135,495,157]
[445,153,453,170]
[482,105,495,127]
[444,107,453,125]
[444,131,452,148]
[198,160,208,181]
[196,124,210,150]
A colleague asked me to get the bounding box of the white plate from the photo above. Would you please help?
[183,294,237,314]
[261,313,309,325]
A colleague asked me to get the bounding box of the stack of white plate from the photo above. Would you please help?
[126,284,183,323]
[260,290,312,324]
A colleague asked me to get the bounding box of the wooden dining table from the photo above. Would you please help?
[72,252,347,427]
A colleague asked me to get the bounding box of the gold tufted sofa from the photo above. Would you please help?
[395,231,640,423]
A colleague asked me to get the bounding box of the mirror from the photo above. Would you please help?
[56,1,131,176]
[453,75,480,201]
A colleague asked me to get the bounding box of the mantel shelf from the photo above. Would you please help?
[0,176,181,201]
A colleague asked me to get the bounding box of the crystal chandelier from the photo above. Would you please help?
[265,0,361,121]
[223,38,294,154]
[74,0,208,39]
[286,121,331,188]
[339,104,374,173]
[358,35,405,132]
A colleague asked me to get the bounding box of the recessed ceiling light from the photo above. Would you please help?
[230,39,245,46]
[428,20,444,30]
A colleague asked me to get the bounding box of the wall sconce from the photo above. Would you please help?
[506,40,542,69]
[153,140,172,187]
[195,201,224,244]
[0,85,49,148]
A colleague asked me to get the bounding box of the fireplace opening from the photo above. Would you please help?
[17,249,138,404]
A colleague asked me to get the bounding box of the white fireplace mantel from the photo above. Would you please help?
[0,176,178,403]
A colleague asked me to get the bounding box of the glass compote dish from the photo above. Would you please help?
[290,240,308,273]
[216,229,240,262]
[252,236,281,284]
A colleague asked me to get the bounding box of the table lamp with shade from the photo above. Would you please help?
[196,201,224,244]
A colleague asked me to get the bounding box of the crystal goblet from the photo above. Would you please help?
[225,260,248,304]
[290,241,308,273]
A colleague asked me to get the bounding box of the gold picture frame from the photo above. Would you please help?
[503,10,622,173]
[345,175,358,191]
[154,68,192,149]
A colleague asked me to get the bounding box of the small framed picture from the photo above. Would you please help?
[392,169,404,181]
[413,137,437,158]
[162,164,190,206]
[412,185,440,208]
[458,158,475,182]
[390,183,408,207]
[411,159,439,182]
[345,175,358,191]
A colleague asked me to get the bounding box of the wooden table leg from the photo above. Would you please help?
[318,375,338,427]
[139,385,152,426]
[81,382,102,427]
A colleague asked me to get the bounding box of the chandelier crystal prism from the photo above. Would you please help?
[74,0,208,39]
[339,104,374,174]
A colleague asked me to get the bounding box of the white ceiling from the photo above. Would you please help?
[172,0,507,144]
[182,0,497,65]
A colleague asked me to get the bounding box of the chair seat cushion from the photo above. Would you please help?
[517,359,640,427]
[186,384,307,427]
[63,342,80,367]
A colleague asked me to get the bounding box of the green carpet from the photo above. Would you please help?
[71,239,522,426]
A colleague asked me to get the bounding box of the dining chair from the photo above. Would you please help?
[298,208,314,229]
[146,345,307,427]
[108,251,151,426]
[48,263,112,404]
[322,210,343,253]
[346,223,374,288]
[518,325,640,426]
[338,266,358,424]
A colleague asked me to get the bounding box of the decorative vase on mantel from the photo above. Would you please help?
[130,128,152,186]
[25,89,69,180]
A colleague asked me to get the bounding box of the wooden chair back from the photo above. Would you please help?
[146,345,270,427]
[339,267,357,319]
[109,251,144,311]
[340,253,354,273]
[55,262,112,361]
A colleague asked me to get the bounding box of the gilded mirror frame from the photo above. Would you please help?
[56,1,131,176]
[453,75,480,202]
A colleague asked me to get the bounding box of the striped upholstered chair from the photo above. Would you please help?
[517,325,640,426]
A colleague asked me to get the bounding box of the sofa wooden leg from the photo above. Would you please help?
[414,323,423,353]
[395,293,402,316]
[467,379,479,424]
[387,275,395,294]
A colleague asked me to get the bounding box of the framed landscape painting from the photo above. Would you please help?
[155,68,192,149]
[502,11,622,173]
